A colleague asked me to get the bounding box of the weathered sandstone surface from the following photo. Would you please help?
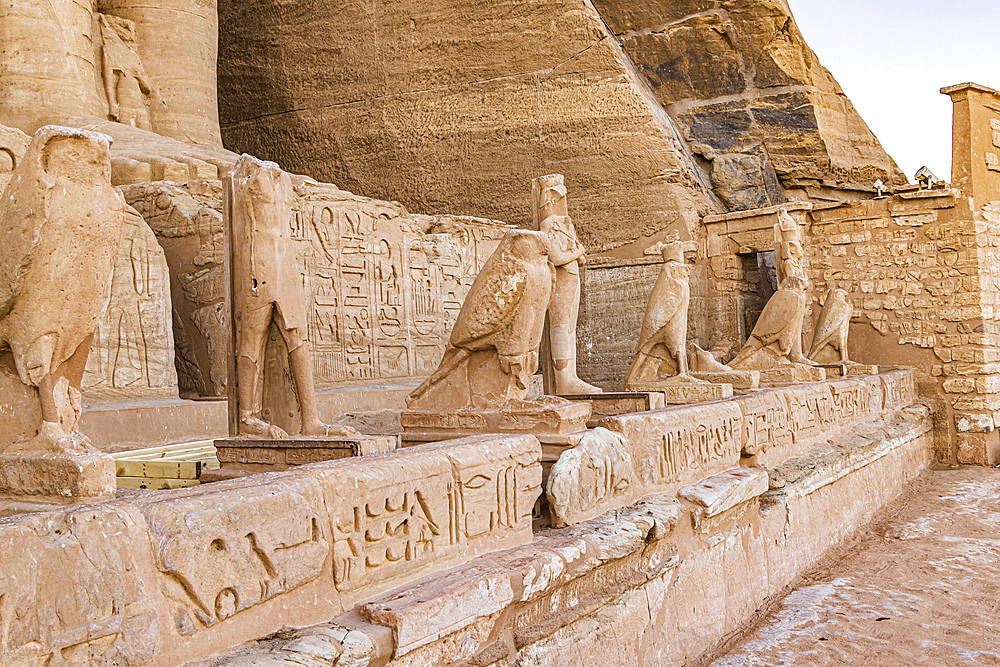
[218,0,902,255]
[218,0,720,255]
[593,0,907,207]
[0,371,930,666]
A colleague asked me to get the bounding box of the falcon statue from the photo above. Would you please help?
[0,126,126,448]
[623,246,692,387]
[730,275,810,369]
[407,230,554,409]
[808,288,852,363]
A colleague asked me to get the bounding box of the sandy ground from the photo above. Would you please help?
[704,466,1000,667]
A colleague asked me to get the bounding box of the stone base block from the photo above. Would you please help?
[559,392,665,428]
[202,435,399,482]
[691,370,760,394]
[400,398,591,447]
[0,450,115,501]
[819,363,879,378]
[626,382,733,404]
[757,365,826,386]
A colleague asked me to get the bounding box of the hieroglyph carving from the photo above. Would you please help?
[0,126,125,451]
[82,206,177,400]
[329,437,541,592]
[295,196,509,385]
[546,427,632,527]
[141,484,328,635]
[123,179,510,397]
[658,409,743,482]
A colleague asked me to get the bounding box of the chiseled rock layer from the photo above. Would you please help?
[592,0,907,206]
[219,0,903,251]
[218,0,720,255]
[201,397,931,667]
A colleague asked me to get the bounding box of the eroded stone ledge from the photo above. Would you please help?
[199,389,930,667]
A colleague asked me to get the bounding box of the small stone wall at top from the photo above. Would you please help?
[548,370,916,526]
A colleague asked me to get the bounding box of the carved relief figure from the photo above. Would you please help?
[546,427,632,527]
[99,14,162,132]
[406,230,554,410]
[0,126,126,450]
[809,288,853,364]
[730,275,815,370]
[230,155,354,438]
[623,242,695,388]
[531,174,601,394]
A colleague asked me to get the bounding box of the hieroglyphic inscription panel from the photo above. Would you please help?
[140,480,328,635]
[319,434,540,594]
[293,185,510,387]
[122,181,510,396]
[607,402,743,488]
[735,391,793,457]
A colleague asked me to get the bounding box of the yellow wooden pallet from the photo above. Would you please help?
[111,440,220,488]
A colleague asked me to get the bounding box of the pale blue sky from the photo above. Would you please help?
[790,0,1000,182]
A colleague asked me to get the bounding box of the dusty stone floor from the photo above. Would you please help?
[704,466,1000,667]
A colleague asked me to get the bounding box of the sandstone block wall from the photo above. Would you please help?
[547,371,912,526]
[9,371,927,666]
[703,192,1000,465]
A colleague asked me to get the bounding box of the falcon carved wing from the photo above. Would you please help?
[749,289,802,347]
[449,252,529,350]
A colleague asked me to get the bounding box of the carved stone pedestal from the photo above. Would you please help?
[560,392,665,428]
[626,382,733,405]
[691,371,760,394]
[0,449,116,502]
[757,365,826,386]
[820,363,879,378]
[401,397,590,446]
[202,435,399,482]
[401,397,591,482]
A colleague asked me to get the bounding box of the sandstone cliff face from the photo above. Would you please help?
[219,0,903,254]
[218,0,721,255]
[593,0,907,207]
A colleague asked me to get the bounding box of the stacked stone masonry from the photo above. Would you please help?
[0,371,930,667]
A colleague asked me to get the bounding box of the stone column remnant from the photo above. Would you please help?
[229,154,354,438]
[531,174,601,395]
